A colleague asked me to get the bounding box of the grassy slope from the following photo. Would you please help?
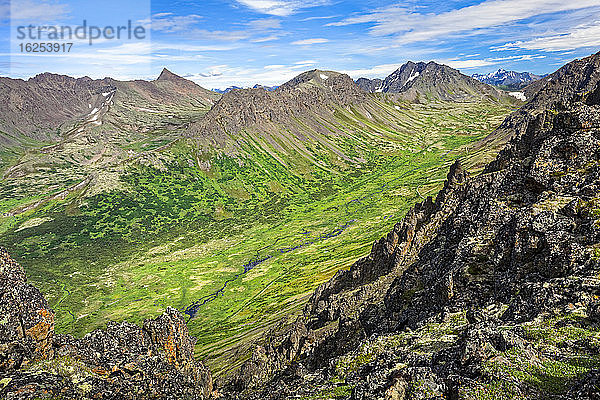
[0,94,516,376]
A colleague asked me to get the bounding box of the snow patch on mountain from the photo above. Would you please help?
[509,91,526,101]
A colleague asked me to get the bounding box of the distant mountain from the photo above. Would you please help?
[252,84,279,91]
[356,61,512,102]
[213,84,279,94]
[212,86,243,94]
[356,77,383,93]
[472,68,543,90]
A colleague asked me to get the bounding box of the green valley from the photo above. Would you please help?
[0,68,519,377]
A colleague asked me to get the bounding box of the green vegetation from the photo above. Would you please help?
[462,310,600,399]
[0,94,515,376]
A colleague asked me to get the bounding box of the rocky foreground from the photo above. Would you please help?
[0,248,213,399]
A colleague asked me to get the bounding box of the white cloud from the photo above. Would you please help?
[144,13,203,33]
[291,38,329,45]
[186,63,316,89]
[234,0,328,17]
[495,20,600,52]
[441,54,547,70]
[251,35,281,43]
[10,0,69,22]
[294,59,317,65]
[341,63,401,79]
[328,0,600,44]
[300,15,338,21]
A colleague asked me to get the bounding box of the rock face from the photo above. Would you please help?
[0,249,213,399]
[223,52,600,399]
[356,61,510,102]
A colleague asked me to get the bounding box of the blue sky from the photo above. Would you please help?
[1,0,600,89]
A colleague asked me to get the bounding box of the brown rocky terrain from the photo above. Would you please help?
[186,69,369,154]
[0,248,213,399]
[221,52,600,399]
[0,69,219,148]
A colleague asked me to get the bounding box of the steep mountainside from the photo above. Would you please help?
[223,52,600,399]
[472,68,543,90]
[356,61,507,102]
[188,70,369,155]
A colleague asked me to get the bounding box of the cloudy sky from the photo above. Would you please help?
[1,0,599,89]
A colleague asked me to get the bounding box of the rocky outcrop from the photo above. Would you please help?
[224,52,600,399]
[0,249,213,399]
[0,248,54,374]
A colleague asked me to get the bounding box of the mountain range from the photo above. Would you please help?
[356,61,506,102]
[212,84,279,94]
[472,68,544,90]
[2,53,599,399]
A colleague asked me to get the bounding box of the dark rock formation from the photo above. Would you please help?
[356,77,383,93]
[224,52,600,399]
[0,249,213,399]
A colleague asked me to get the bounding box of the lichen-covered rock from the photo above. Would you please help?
[0,247,54,374]
[0,249,213,399]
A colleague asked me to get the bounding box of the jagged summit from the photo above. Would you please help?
[279,69,345,90]
[156,67,185,82]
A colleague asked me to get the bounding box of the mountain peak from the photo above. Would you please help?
[156,68,184,82]
[355,60,505,102]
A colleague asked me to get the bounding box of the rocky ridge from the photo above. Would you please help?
[223,52,600,399]
[186,69,369,156]
[0,70,219,147]
[471,52,600,168]
[0,247,213,399]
